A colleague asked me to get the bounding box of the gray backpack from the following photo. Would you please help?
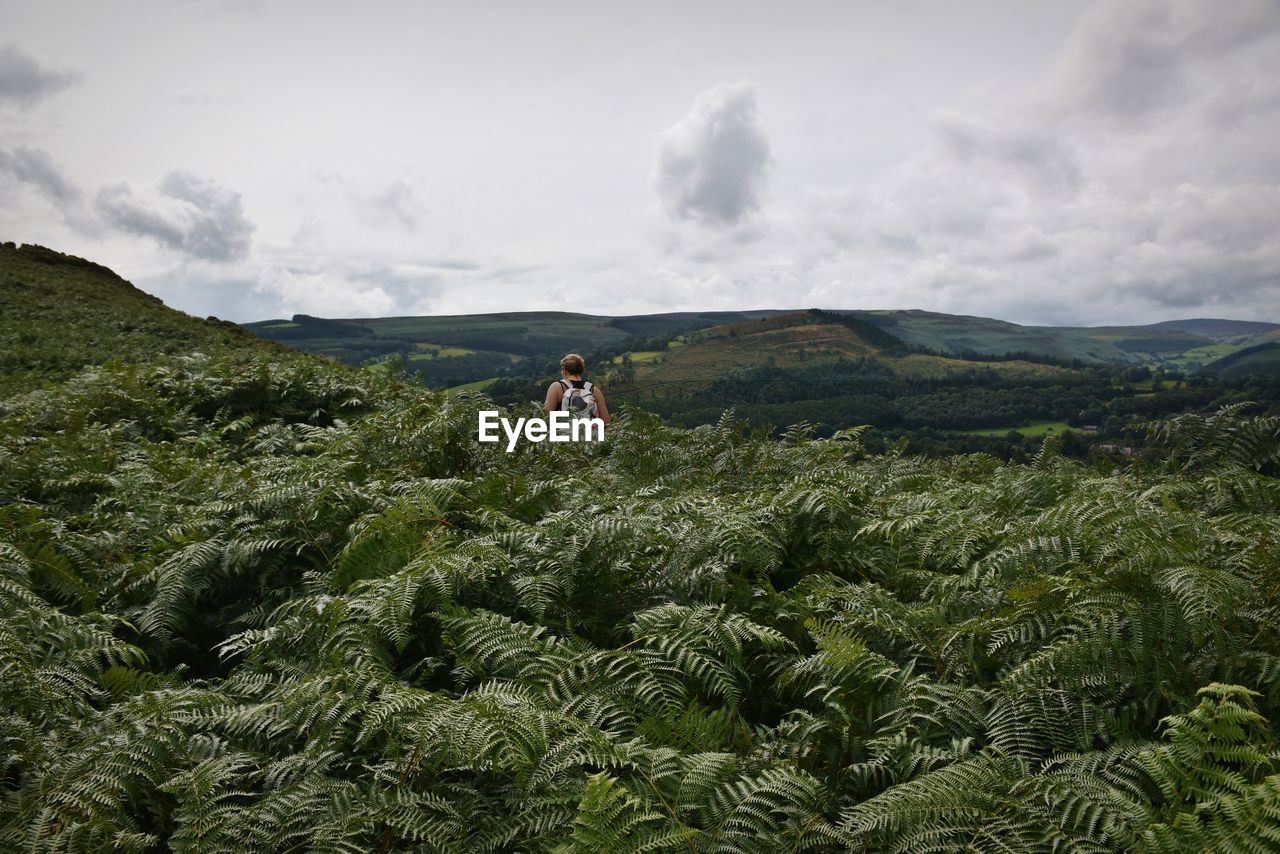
[559,380,598,421]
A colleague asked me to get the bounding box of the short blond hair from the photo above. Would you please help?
[560,353,585,376]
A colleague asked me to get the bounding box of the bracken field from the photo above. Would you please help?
[3,344,1280,852]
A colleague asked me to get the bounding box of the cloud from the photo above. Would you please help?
[0,145,81,204]
[363,178,422,230]
[935,114,1082,198]
[654,82,771,226]
[661,0,1280,326]
[95,172,255,262]
[251,266,394,317]
[1048,0,1280,120]
[0,44,80,107]
[1204,76,1280,128]
[0,145,100,234]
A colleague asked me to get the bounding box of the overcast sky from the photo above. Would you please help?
[2,0,1278,325]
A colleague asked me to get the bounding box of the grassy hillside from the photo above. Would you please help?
[847,309,1111,360]
[842,310,1279,366]
[0,242,288,396]
[1204,341,1280,378]
[615,311,1074,394]
[1146,318,1280,340]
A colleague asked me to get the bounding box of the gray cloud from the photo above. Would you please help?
[936,115,1082,198]
[654,82,770,226]
[0,44,80,107]
[95,172,255,262]
[1050,0,1280,120]
[364,179,421,230]
[1204,76,1280,129]
[0,145,81,203]
[735,0,1280,325]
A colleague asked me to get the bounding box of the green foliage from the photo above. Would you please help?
[0,243,288,396]
[3,258,1280,849]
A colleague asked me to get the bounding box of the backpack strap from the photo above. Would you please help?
[582,381,593,392]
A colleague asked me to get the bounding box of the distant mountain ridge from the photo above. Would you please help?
[242,306,1280,382]
[1144,318,1280,339]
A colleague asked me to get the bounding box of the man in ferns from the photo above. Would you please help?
[543,352,610,424]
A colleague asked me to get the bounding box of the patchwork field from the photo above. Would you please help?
[956,419,1073,437]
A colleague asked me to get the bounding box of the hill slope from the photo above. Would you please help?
[1146,318,1280,340]
[614,310,1075,395]
[243,306,1280,393]
[0,242,286,396]
[1203,341,1280,378]
[243,309,787,368]
[842,310,1280,365]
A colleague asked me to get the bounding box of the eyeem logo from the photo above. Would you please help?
[478,410,605,452]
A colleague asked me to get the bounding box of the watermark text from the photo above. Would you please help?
[478,410,605,452]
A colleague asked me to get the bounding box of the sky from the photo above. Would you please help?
[2,0,1278,325]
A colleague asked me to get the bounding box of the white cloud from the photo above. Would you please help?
[251,266,394,318]
[638,0,1280,325]
[654,82,771,226]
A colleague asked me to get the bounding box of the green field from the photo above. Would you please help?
[956,419,1073,437]
[1163,342,1242,367]
[444,376,499,396]
[612,349,666,364]
[408,347,480,361]
[412,342,478,357]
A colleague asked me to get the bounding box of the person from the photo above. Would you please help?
[543,353,610,424]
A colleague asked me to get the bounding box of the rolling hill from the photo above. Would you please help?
[1202,341,1280,378]
[0,242,290,396]
[1145,318,1280,339]
[242,309,787,371]
[611,310,1078,397]
[242,306,1280,393]
[838,310,1280,365]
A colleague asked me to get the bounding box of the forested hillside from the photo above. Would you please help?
[236,289,1280,460]
[241,309,784,382]
[3,247,1280,851]
[241,304,1280,389]
[485,310,1280,459]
